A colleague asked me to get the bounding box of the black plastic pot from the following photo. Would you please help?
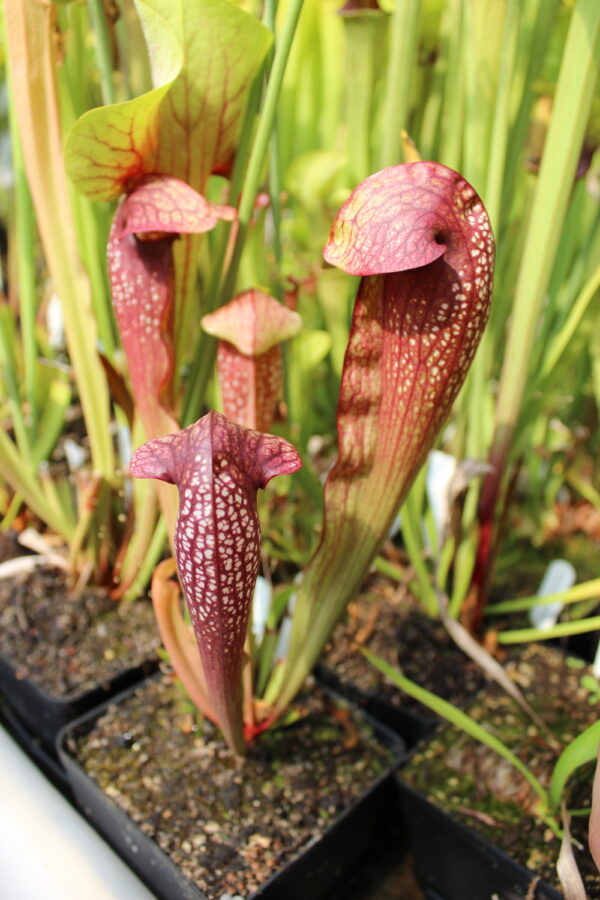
[562,629,600,665]
[57,678,408,900]
[316,661,437,747]
[395,778,562,900]
[0,693,72,796]
[0,650,158,750]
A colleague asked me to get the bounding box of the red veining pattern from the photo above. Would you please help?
[215,342,282,433]
[108,217,175,434]
[108,175,233,435]
[202,289,302,356]
[130,411,301,749]
[115,174,235,238]
[278,162,495,706]
[202,290,302,432]
[324,162,482,276]
[324,162,494,493]
[66,1,271,203]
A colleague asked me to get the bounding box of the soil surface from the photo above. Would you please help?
[0,530,28,564]
[68,674,398,900]
[401,643,600,896]
[321,578,485,726]
[0,564,160,696]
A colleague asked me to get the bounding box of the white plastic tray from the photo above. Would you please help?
[0,725,156,899]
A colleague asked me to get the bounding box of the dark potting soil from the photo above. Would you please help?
[322,579,485,721]
[68,674,396,900]
[0,565,160,696]
[0,530,29,564]
[401,643,600,896]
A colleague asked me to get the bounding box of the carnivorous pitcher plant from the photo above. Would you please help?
[133,161,495,752]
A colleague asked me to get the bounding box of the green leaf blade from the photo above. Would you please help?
[66,0,272,201]
[549,721,600,813]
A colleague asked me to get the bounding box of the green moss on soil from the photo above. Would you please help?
[69,674,398,899]
[401,644,600,894]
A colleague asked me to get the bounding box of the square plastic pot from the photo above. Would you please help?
[57,678,408,900]
[0,651,158,750]
[395,775,563,900]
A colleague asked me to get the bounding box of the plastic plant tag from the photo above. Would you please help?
[251,576,273,645]
[530,560,576,631]
[45,292,65,351]
[425,449,457,548]
[593,641,600,679]
[63,439,87,473]
[274,614,294,665]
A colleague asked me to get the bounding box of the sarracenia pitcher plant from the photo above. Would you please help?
[131,412,301,755]
[1,0,270,590]
[6,0,598,760]
[63,0,271,538]
[133,161,495,753]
